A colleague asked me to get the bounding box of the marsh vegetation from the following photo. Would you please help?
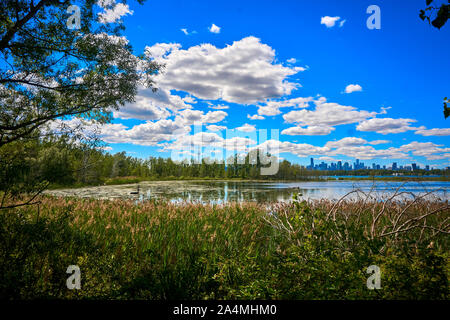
[1,190,448,299]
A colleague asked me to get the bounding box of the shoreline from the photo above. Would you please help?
[47,176,450,190]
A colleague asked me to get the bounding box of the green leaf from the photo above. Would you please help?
[431,5,450,29]
[419,10,426,20]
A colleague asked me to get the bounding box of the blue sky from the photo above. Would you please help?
[95,0,450,168]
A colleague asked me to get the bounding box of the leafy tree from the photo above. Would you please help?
[444,97,449,119]
[0,0,159,208]
[420,0,449,29]
[419,0,449,118]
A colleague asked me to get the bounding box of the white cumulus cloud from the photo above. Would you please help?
[207,125,227,132]
[357,118,424,135]
[176,109,227,125]
[208,104,229,110]
[236,123,256,132]
[287,58,297,64]
[247,114,265,120]
[325,137,368,149]
[283,97,378,128]
[282,126,334,136]
[100,118,190,146]
[144,37,302,104]
[344,84,363,94]
[209,23,221,33]
[98,2,133,24]
[369,140,391,145]
[415,128,450,136]
[321,16,341,28]
[257,96,313,116]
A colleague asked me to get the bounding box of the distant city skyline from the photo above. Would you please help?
[306,158,435,171]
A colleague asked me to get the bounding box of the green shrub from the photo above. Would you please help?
[0,196,448,299]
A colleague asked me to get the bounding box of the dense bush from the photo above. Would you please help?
[0,195,448,299]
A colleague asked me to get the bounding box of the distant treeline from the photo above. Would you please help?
[4,137,448,189]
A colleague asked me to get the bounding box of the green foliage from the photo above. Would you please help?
[2,139,448,199]
[0,0,158,207]
[0,0,158,148]
[0,196,448,299]
[419,1,449,118]
[444,97,449,119]
[377,250,449,299]
[420,0,450,29]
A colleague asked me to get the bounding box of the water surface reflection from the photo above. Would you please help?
[45,180,450,203]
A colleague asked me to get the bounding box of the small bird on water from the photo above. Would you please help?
[130,185,140,195]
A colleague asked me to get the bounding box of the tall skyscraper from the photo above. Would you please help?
[343,162,350,170]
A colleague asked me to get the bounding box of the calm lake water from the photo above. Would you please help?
[45,180,450,203]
